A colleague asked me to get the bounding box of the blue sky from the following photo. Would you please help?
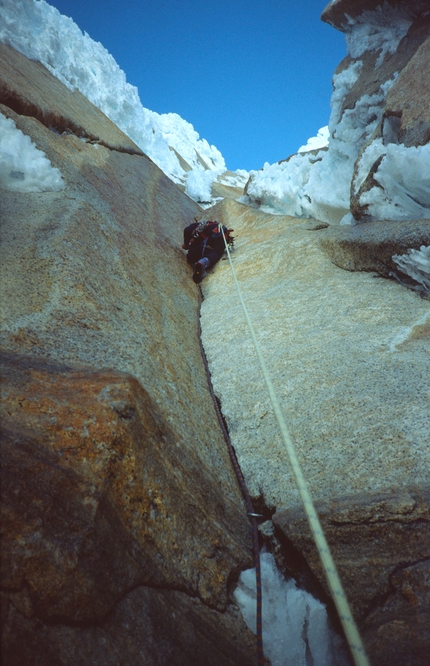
[47,0,347,171]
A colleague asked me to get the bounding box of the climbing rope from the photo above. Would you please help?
[197,286,265,666]
[218,226,370,666]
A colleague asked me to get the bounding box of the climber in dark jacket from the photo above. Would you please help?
[182,219,232,284]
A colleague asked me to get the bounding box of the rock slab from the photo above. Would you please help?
[199,197,430,663]
[0,45,255,665]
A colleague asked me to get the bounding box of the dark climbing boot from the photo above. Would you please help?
[192,261,205,284]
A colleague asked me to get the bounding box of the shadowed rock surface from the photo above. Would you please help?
[318,217,430,280]
[321,0,430,31]
[273,486,430,666]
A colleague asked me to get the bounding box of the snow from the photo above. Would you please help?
[185,168,249,204]
[0,0,225,198]
[234,552,344,666]
[328,60,362,130]
[0,112,64,192]
[393,245,430,292]
[298,127,329,154]
[185,168,220,203]
[3,1,424,221]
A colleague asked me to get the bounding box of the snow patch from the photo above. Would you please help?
[0,112,64,192]
[298,126,329,153]
[329,61,362,130]
[339,212,356,226]
[185,168,220,203]
[357,143,430,220]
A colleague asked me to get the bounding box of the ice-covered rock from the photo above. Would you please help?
[393,244,430,291]
[0,0,226,201]
[234,552,342,666]
[244,0,430,224]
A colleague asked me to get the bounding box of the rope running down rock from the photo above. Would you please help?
[218,225,370,666]
[197,285,265,666]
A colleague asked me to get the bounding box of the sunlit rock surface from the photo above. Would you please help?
[199,198,430,661]
[0,45,256,666]
[200,199,429,509]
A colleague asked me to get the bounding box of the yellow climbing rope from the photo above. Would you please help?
[219,226,370,666]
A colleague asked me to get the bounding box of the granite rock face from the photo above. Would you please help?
[0,45,255,665]
[199,198,430,662]
[273,486,430,666]
[318,216,430,294]
[2,20,430,666]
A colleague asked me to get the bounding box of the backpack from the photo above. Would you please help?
[191,220,235,248]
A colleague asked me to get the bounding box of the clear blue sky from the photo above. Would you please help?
[47,0,347,171]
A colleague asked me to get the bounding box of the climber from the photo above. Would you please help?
[182,219,234,284]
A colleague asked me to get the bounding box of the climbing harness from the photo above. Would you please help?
[197,286,264,666]
[217,225,370,666]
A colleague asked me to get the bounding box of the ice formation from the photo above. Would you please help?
[344,3,412,67]
[185,168,220,203]
[0,112,64,192]
[393,245,430,293]
[0,0,227,201]
[298,126,329,154]
[355,142,430,220]
[243,3,429,224]
[242,61,396,222]
[234,552,343,666]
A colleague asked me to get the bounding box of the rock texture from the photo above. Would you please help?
[0,43,142,155]
[0,45,256,665]
[383,32,430,149]
[319,217,430,292]
[2,15,430,665]
[199,197,430,661]
[273,486,430,666]
[200,199,430,509]
[212,171,246,201]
